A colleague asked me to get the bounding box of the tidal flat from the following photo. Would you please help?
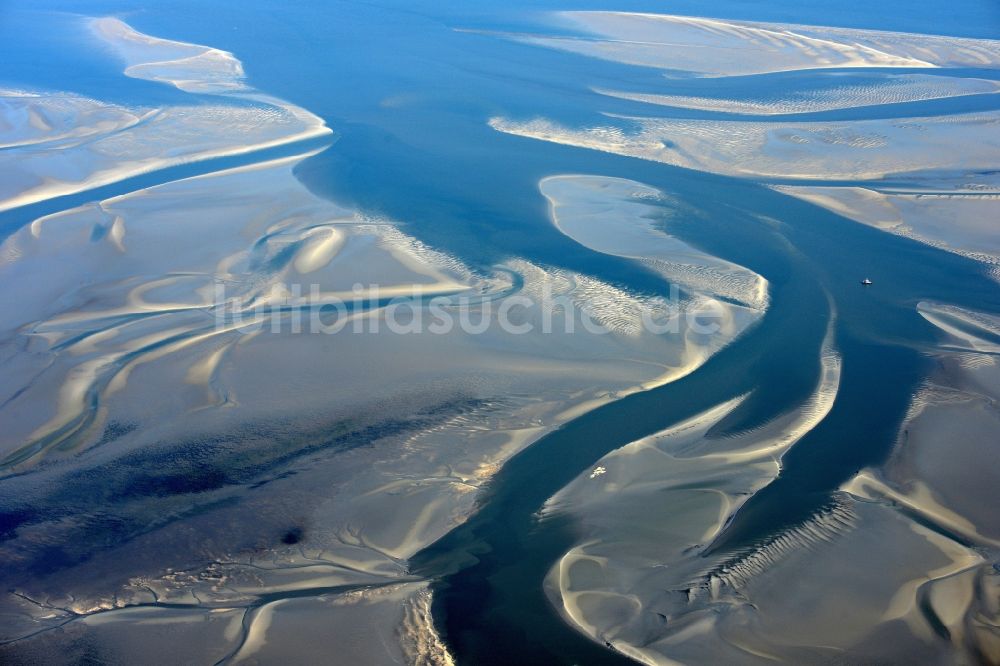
[0,1,998,664]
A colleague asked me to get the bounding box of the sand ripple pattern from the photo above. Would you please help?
[511,11,1000,77]
[595,74,1000,115]
[491,112,1000,180]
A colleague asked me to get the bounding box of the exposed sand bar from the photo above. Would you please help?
[90,17,247,95]
[595,74,1000,115]
[772,185,1000,265]
[0,92,331,213]
[917,301,1000,354]
[490,110,1000,180]
[540,175,767,310]
[515,11,1000,78]
[0,17,331,213]
[89,17,328,141]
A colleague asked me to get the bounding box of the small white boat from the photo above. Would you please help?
[861,278,873,285]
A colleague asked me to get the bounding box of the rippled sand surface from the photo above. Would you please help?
[594,74,1000,115]
[490,112,1000,180]
[511,11,1000,77]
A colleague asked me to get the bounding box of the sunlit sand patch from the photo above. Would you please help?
[292,227,346,274]
[0,605,246,665]
[505,257,749,348]
[399,587,456,666]
[490,110,1000,180]
[90,17,247,95]
[216,583,453,665]
[773,185,1000,264]
[540,174,768,310]
[118,547,411,609]
[0,90,149,150]
[595,74,1000,115]
[1,153,334,333]
[510,11,1000,78]
[88,17,328,136]
[699,502,985,664]
[917,301,1000,354]
[845,471,997,547]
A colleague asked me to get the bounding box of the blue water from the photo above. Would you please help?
[1,0,999,662]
